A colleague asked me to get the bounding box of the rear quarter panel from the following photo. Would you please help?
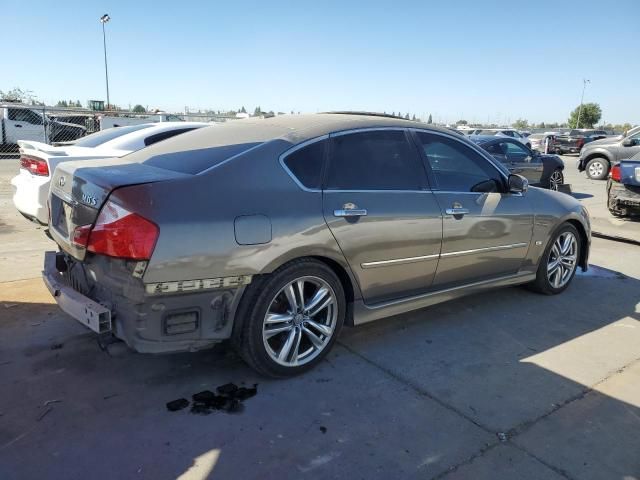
[116,140,359,297]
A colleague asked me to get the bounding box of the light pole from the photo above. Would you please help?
[576,78,590,129]
[100,14,111,110]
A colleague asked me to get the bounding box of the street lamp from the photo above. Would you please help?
[100,14,111,110]
[576,78,590,129]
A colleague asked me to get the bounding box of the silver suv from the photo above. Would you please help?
[44,114,590,377]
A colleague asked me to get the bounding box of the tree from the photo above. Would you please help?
[132,104,146,113]
[240,106,247,113]
[0,87,38,103]
[404,113,410,120]
[411,114,416,121]
[456,119,468,125]
[427,114,433,124]
[513,118,529,130]
[253,106,262,116]
[568,102,601,128]
[538,122,546,129]
[56,100,68,107]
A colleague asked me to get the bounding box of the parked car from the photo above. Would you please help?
[43,113,590,377]
[577,126,640,180]
[11,122,208,224]
[465,128,531,148]
[1,104,86,148]
[552,129,609,155]
[607,160,640,217]
[469,136,565,190]
[528,132,559,153]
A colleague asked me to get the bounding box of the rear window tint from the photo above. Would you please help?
[142,143,262,174]
[283,139,325,189]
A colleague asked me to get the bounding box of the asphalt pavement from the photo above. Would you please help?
[1,155,639,479]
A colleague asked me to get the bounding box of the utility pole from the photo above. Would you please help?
[100,14,111,110]
[576,79,590,128]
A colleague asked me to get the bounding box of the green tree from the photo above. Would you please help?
[456,119,468,125]
[240,106,247,113]
[56,100,68,107]
[513,118,529,130]
[404,113,410,120]
[411,114,416,121]
[253,106,262,116]
[568,102,602,128]
[132,104,146,113]
[427,114,433,124]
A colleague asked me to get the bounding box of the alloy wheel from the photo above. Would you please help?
[549,170,564,191]
[588,161,604,178]
[547,232,578,289]
[262,276,338,367]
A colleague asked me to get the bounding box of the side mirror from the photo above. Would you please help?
[622,138,635,147]
[508,174,528,194]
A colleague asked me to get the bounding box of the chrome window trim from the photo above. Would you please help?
[330,126,409,137]
[323,189,430,194]
[440,242,529,258]
[361,254,439,269]
[278,134,329,193]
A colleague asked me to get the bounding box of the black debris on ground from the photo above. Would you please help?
[166,398,189,412]
[171,383,258,415]
[50,343,64,350]
[319,426,327,434]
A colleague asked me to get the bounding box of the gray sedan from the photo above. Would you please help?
[44,113,591,377]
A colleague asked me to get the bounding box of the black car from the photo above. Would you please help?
[469,136,565,190]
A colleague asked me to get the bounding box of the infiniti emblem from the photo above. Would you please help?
[58,176,66,187]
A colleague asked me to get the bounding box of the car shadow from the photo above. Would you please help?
[571,192,594,200]
[1,264,639,479]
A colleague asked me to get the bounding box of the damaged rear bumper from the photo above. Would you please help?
[608,182,640,215]
[43,251,248,354]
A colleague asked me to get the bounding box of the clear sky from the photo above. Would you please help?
[3,0,638,124]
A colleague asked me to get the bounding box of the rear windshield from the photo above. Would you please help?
[142,142,262,174]
[74,124,154,148]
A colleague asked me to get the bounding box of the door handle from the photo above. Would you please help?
[334,209,368,217]
[15,124,22,128]
[445,207,469,216]
[334,203,367,217]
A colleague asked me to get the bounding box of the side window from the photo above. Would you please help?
[326,130,424,190]
[484,142,506,158]
[144,128,195,146]
[503,141,531,162]
[416,132,504,193]
[283,139,326,189]
[9,109,43,124]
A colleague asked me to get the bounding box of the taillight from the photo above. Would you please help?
[20,155,49,176]
[610,164,621,182]
[576,138,585,149]
[78,201,159,260]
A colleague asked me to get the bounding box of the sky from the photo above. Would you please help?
[3,0,639,125]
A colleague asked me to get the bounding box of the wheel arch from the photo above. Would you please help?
[584,150,612,165]
[565,219,590,271]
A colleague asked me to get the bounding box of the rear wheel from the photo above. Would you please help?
[549,168,564,191]
[585,157,609,180]
[529,224,581,295]
[236,259,345,377]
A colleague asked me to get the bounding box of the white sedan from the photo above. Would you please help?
[11,122,208,225]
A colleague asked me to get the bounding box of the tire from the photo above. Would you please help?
[585,157,609,180]
[548,168,564,191]
[235,258,346,377]
[529,223,581,295]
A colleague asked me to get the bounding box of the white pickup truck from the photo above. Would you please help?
[1,105,87,148]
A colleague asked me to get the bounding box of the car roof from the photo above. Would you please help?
[129,113,455,157]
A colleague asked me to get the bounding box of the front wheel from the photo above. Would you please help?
[529,224,581,295]
[549,168,564,191]
[585,157,609,180]
[236,259,345,377]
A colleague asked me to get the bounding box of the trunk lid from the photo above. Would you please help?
[49,157,189,259]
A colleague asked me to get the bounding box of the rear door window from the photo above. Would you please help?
[283,139,326,189]
[325,130,425,190]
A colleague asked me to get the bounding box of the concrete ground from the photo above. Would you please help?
[1,156,640,479]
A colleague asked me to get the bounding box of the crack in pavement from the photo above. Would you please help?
[337,341,640,480]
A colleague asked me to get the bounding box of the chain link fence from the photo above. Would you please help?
[0,102,238,156]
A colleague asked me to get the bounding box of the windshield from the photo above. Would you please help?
[73,124,154,148]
